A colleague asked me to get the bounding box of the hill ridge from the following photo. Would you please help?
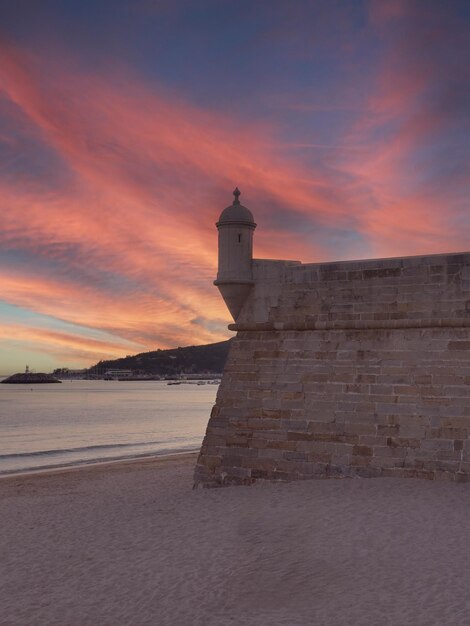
[87,339,232,377]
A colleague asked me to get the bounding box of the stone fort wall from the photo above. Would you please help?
[194,252,470,486]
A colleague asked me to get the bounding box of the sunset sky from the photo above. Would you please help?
[0,0,468,374]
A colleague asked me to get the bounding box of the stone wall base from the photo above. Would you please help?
[194,328,470,487]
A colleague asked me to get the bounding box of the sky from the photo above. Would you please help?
[0,0,468,375]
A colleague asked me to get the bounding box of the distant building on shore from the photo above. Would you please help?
[53,368,88,379]
[104,369,134,380]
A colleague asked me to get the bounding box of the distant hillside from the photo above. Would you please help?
[88,339,232,377]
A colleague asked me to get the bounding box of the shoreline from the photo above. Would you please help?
[0,450,199,482]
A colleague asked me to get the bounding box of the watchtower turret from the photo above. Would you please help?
[214,188,256,320]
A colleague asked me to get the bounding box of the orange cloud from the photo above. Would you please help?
[0,322,136,363]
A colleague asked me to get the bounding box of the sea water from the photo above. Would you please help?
[0,379,217,475]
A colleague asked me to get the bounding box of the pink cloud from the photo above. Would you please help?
[0,31,467,366]
[368,0,409,26]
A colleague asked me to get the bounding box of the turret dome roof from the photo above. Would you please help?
[217,188,255,226]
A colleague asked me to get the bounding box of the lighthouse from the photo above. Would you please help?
[214,188,256,320]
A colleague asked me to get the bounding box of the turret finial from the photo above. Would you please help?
[233,187,241,205]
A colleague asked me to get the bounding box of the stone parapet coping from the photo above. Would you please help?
[229,318,470,332]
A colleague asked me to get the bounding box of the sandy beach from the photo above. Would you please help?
[1,454,469,626]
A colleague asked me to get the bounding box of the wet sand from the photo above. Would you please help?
[1,453,469,625]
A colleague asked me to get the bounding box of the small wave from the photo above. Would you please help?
[0,445,200,476]
[0,438,190,460]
